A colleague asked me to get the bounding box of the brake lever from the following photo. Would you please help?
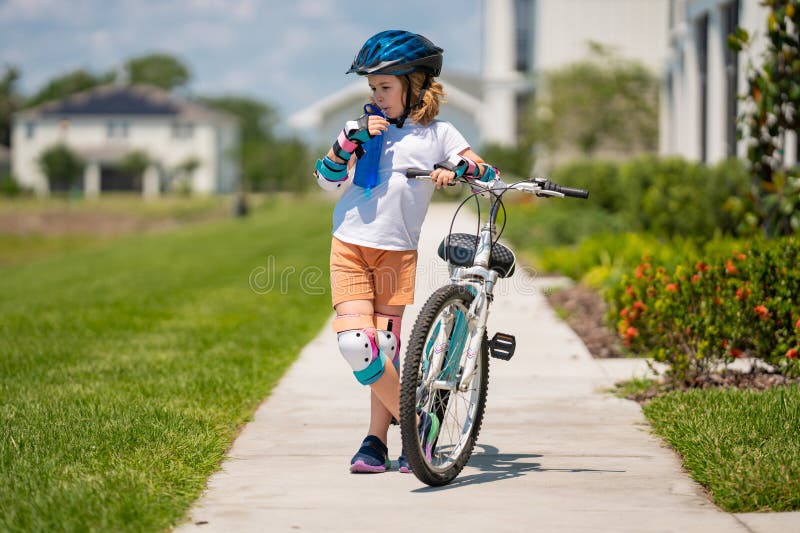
[536,189,565,198]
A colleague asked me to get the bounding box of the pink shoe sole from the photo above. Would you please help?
[350,460,388,473]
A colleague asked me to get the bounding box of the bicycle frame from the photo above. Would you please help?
[447,196,502,391]
[409,171,585,394]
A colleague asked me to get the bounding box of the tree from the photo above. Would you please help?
[38,144,85,191]
[125,53,190,90]
[201,95,310,192]
[199,96,277,142]
[0,66,21,147]
[25,69,114,108]
[118,150,151,176]
[730,0,800,236]
[526,44,659,159]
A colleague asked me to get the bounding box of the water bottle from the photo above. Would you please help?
[353,103,385,197]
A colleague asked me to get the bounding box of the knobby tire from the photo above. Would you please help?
[400,284,489,486]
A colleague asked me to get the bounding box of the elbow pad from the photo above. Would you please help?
[315,156,350,191]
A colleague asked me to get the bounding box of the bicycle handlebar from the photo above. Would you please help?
[406,168,433,179]
[405,168,589,199]
[536,178,589,199]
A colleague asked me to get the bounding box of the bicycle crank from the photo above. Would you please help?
[488,332,516,360]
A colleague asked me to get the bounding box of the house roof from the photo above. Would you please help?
[16,84,238,124]
[288,74,484,131]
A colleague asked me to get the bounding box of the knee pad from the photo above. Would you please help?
[337,328,387,385]
[375,313,402,371]
[333,313,386,385]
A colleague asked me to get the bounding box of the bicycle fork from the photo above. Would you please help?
[423,288,487,394]
[458,289,488,391]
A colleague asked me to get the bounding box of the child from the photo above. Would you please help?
[314,30,500,473]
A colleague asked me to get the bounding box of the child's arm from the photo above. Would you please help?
[314,115,388,190]
[432,149,500,183]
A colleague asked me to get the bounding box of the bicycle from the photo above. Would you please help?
[399,168,589,486]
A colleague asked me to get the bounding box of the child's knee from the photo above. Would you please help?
[333,313,386,385]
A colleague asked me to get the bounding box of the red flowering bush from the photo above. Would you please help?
[609,236,800,380]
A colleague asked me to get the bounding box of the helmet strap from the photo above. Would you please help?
[413,74,432,110]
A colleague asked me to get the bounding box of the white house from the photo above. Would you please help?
[12,84,240,196]
[290,0,668,150]
[660,0,794,166]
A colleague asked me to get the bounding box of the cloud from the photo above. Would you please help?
[157,21,237,53]
[0,0,59,21]
[0,0,483,120]
[188,0,257,20]
[293,0,336,20]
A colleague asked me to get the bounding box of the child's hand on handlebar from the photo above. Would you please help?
[431,167,456,189]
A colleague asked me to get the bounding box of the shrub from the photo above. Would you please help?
[610,236,800,380]
[0,173,25,196]
[481,143,534,179]
[37,143,85,192]
[541,155,751,241]
[731,0,800,237]
[538,232,706,290]
[550,159,622,212]
[620,156,750,239]
[500,198,626,249]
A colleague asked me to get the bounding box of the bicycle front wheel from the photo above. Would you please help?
[400,284,489,486]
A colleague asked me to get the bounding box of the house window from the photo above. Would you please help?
[514,0,533,72]
[722,0,740,158]
[107,120,129,139]
[25,122,36,138]
[172,122,194,139]
[696,13,709,163]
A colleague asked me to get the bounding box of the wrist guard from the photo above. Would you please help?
[434,155,499,182]
[332,115,372,161]
[314,156,349,191]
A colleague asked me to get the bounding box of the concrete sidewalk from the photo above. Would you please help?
[177,203,798,533]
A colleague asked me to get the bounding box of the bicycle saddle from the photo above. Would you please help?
[437,233,516,278]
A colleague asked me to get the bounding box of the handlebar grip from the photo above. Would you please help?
[542,180,589,199]
[406,168,431,179]
[557,185,589,199]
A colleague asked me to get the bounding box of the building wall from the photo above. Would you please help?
[661,0,774,164]
[481,0,668,147]
[534,0,669,73]
[11,116,236,194]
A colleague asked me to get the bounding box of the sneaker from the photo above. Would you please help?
[418,410,441,462]
[397,452,411,473]
[350,435,391,473]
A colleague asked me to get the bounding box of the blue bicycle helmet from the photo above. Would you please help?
[347,30,443,77]
[347,30,443,127]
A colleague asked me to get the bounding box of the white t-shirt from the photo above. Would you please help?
[332,119,469,251]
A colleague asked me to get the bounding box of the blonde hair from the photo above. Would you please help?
[404,72,445,125]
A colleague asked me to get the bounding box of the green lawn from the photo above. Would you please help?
[0,196,335,531]
[643,386,800,512]
[0,193,231,219]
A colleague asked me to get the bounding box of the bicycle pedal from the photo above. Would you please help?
[489,332,516,361]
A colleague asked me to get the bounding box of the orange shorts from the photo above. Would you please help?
[330,236,418,308]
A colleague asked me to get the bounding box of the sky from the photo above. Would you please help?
[0,0,483,130]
